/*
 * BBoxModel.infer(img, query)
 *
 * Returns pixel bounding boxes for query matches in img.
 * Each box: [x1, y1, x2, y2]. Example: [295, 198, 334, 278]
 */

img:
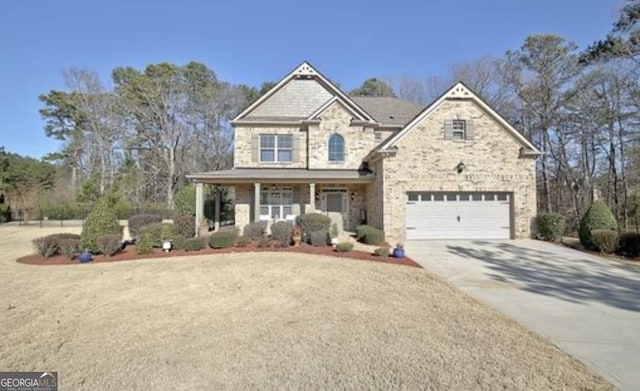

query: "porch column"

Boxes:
[309, 183, 316, 213]
[254, 182, 261, 222]
[195, 182, 204, 236]
[214, 186, 221, 231]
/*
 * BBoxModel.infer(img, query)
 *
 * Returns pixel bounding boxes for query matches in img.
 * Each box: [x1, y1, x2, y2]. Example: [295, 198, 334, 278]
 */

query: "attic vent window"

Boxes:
[452, 120, 466, 140]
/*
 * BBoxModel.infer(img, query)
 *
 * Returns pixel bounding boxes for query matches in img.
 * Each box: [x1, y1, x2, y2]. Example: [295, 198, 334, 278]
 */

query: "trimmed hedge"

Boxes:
[209, 229, 238, 249]
[97, 234, 123, 256]
[128, 214, 163, 239]
[235, 236, 252, 247]
[81, 197, 122, 253]
[32, 233, 82, 259]
[591, 230, 619, 254]
[335, 242, 354, 252]
[271, 221, 292, 244]
[58, 238, 81, 260]
[173, 215, 195, 238]
[579, 200, 617, 250]
[296, 213, 331, 234]
[617, 232, 640, 257]
[374, 247, 390, 258]
[171, 236, 187, 251]
[310, 230, 328, 247]
[356, 225, 385, 245]
[243, 221, 267, 240]
[184, 237, 206, 251]
[139, 223, 178, 247]
[32, 236, 58, 259]
[537, 213, 566, 241]
[136, 232, 154, 255]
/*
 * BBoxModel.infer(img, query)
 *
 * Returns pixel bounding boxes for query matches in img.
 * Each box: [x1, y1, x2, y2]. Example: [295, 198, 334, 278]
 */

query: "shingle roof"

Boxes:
[352, 97, 424, 127]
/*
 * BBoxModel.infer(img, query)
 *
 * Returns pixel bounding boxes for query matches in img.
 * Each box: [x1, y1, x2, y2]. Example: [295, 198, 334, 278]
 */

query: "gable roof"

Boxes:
[233, 61, 376, 124]
[352, 97, 423, 127]
[380, 82, 542, 154]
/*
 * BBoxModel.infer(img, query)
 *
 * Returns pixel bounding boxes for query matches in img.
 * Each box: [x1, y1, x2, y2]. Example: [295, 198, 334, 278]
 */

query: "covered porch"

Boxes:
[186, 168, 374, 234]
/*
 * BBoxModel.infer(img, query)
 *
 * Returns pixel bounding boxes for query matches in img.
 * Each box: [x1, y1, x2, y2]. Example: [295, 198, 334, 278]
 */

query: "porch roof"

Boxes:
[186, 168, 375, 184]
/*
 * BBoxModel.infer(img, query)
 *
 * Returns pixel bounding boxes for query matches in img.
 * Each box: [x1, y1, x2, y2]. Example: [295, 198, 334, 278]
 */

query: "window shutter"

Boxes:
[293, 134, 301, 163]
[252, 134, 260, 163]
[444, 120, 453, 140]
[466, 120, 475, 140]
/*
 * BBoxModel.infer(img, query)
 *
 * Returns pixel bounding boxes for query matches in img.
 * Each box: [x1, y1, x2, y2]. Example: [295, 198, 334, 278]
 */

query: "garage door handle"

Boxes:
[406, 227, 416, 230]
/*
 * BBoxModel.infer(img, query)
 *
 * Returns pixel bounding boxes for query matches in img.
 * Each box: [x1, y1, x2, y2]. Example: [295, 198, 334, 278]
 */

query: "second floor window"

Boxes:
[452, 120, 466, 140]
[260, 134, 292, 162]
[328, 134, 344, 162]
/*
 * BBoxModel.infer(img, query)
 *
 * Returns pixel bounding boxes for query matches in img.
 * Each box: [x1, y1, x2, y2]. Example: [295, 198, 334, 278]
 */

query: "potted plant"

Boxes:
[78, 250, 92, 263]
[393, 242, 405, 259]
[292, 225, 302, 247]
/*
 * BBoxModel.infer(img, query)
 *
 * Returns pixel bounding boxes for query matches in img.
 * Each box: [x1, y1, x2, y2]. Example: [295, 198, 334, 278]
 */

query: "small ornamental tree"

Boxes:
[81, 196, 121, 253]
[579, 200, 618, 250]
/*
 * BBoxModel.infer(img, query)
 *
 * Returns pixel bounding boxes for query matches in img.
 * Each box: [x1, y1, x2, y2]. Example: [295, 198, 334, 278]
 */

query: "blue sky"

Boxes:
[0, 0, 623, 158]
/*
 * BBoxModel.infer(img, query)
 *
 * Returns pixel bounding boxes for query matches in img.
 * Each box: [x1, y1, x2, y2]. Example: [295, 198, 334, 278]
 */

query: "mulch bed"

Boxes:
[17, 243, 422, 268]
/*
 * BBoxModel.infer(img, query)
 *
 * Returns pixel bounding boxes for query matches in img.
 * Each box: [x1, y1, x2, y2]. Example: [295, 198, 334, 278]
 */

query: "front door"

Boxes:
[324, 192, 347, 232]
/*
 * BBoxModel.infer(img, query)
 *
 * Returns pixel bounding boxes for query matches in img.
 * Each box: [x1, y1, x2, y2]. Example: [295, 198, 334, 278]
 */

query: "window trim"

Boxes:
[259, 134, 293, 163]
[328, 133, 345, 162]
[452, 120, 466, 140]
[259, 187, 293, 221]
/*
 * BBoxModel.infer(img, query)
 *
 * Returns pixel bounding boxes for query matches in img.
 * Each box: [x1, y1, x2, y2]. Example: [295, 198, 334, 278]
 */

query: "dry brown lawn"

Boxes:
[0, 225, 613, 390]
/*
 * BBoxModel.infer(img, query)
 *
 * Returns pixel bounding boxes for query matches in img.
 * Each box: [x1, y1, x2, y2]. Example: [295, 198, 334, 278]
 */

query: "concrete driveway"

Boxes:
[406, 239, 640, 391]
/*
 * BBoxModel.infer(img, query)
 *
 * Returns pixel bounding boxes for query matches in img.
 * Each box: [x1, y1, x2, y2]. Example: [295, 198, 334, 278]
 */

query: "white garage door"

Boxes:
[406, 192, 511, 240]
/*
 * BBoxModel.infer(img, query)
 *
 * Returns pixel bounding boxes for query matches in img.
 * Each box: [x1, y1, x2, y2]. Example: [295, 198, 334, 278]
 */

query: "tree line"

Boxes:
[2, 2, 639, 231]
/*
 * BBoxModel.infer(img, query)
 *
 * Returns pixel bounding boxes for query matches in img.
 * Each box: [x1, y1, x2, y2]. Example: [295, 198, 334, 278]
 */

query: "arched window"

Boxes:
[328, 134, 344, 161]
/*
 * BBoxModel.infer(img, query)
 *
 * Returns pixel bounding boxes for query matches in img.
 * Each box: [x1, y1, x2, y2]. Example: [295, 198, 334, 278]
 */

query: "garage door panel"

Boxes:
[405, 192, 511, 240]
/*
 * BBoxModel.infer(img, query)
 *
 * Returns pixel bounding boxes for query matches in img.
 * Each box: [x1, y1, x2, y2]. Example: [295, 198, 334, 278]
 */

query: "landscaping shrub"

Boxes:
[591, 230, 619, 254]
[0, 204, 9, 223]
[184, 237, 205, 251]
[128, 214, 163, 239]
[271, 221, 292, 245]
[356, 225, 374, 240]
[235, 236, 252, 247]
[356, 224, 385, 244]
[32, 236, 58, 259]
[81, 197, 122, 253]
[97, 234, 123, 256]
[359, 227, 385, 245]
[171, 236, 187, 251]
[296, 213, 331, 234]
[173, 184, 196, 217]
[139, 223, 178, 247]
[310, 230, 328, 247]
[617, 232, 640, 257]
[173, 215, 195, 238]
[243, 221, 267, 240]
[58, 238, 80, 260]
[374, 247, 390, 258]
[257, 237, 271, 248]
[136, 232, 154, 255]
[579, 200, 618, 250]
[208, 229, 238, 249]
[537, 212, 566, 241]
[335, 242, 354, 252]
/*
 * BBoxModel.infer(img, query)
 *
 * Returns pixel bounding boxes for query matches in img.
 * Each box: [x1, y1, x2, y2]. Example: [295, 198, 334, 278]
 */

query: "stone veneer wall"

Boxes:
[309, 101, 378, 170]
[234, 125, 306, 168]
[381, 99, 537, 243]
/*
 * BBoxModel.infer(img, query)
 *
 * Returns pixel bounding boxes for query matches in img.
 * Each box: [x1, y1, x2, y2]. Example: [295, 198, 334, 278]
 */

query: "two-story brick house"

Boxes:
[187, 62, 540, 242]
